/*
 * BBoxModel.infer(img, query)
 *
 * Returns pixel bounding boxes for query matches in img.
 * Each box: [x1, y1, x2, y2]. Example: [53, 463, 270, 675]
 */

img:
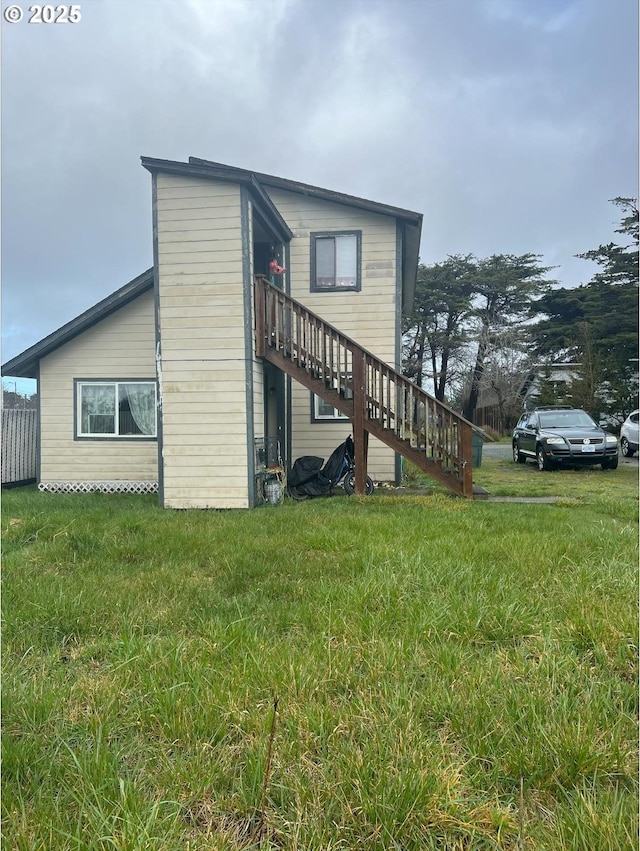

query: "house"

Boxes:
[471, 363, 587, 435]
[2, 156, 475, 507]
[522, 363, 581, 408]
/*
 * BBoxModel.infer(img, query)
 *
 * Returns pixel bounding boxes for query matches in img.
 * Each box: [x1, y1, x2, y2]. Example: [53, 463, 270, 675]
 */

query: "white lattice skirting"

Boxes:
[38, 481, 158, 494]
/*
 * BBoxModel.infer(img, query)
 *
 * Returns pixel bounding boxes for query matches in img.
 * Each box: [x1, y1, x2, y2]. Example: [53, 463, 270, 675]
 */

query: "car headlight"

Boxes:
[605, 435, 618, 444]
[544, 437, 566, 445]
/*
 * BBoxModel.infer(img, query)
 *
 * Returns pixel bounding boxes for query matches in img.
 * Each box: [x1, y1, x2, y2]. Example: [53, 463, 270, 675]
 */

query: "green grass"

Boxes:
[474, 456, 639, 502]
[2, 463, 638, 850]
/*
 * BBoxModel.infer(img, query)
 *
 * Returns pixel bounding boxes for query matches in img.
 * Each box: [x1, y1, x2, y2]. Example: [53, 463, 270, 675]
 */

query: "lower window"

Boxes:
[76, 381, 156, 438]
[312, 395, 349, 421]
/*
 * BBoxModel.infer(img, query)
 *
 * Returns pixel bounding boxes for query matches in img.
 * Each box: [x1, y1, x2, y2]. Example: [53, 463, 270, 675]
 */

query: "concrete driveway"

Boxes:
[481, 443, 514, 461]
[620, 454, 640, 468]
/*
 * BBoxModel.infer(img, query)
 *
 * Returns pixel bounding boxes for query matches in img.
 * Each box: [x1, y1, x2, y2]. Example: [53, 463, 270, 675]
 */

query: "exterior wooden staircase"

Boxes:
[254, 276, 475, 498]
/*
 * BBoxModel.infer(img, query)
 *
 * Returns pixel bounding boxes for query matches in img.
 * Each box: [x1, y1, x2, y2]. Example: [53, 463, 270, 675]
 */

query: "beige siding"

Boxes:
[39, 290, 157, 483]
[156, 173, 249, 509]
[267, 188, 399, 481]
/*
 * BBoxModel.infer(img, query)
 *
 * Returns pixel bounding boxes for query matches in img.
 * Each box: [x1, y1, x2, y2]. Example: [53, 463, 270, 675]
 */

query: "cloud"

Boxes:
[1, 0, 637, 368]
[299, 11, 411, 157]
[481, 0, 579, 33]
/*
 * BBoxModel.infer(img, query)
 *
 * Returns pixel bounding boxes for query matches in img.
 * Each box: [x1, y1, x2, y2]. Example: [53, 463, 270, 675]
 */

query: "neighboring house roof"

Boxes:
[475, 363, 583, 409]
[2, 268, 154, 379]
[141, 155, 423, 313]
[522, 363, 581, 399]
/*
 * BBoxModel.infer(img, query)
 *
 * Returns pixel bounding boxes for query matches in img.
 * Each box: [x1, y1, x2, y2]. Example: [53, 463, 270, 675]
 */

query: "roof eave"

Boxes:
[188, 156, 422, 224]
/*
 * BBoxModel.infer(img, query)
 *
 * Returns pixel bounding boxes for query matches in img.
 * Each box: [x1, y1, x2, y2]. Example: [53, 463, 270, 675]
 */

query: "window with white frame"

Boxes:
[76, 381, 157, 438]
[311, 231, 361, 291]
[313, 395, 349, 421]
[312, 370, 353, 422]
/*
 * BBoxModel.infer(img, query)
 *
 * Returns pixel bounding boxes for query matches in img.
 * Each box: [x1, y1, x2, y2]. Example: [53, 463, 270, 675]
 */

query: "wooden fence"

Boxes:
[2, 409, 37, 485]
[473, 404, 519, 436]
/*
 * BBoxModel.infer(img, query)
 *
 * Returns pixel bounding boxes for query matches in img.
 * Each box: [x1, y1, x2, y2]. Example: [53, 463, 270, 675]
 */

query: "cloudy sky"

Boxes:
[2, 0, 638, 390]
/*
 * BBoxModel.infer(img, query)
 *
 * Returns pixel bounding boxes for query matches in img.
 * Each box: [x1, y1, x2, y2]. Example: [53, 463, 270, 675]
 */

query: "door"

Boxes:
[264, 362, 286, 466]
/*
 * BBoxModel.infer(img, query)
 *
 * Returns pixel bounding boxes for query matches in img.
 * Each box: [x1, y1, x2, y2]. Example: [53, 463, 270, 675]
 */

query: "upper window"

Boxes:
[311, 231, 361, 292]
[76, 381, 156, 438]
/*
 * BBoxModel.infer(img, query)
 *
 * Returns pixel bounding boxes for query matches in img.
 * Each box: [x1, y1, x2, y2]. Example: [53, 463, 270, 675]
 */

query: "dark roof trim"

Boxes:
[247, 175, 293, 244]
[188, 156, 423, 225]
[401, 220, 421, 315]
[142, 155, 422, 226]
[141, 156, 293, 245]
[2, 268, 154, 379]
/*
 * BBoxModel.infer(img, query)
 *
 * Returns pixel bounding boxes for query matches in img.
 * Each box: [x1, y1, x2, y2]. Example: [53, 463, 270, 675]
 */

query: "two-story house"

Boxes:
[2, 156, 474, 507]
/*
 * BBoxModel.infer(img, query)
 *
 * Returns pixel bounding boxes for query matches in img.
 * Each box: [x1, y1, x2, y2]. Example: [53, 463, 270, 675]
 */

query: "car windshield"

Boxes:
[539, 411, 597, 429]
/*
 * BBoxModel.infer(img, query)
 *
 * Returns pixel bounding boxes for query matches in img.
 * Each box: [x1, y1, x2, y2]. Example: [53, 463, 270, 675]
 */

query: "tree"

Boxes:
[566, 323, 606, 416]
[461, 254, 555, 422]
[2, 386, 37, 410]
[476, 326, 535, 431]
[533, 365, 573, 408]
[403, 253, 554, 422]
[532, 198, 639, 420]
[577, 196, 638, 286]
[402, 255, 475, 401]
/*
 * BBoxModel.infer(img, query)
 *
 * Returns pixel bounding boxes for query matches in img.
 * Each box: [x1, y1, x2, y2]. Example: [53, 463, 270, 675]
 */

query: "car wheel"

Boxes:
[621, 437, 635, 457]
[536, 445, 553, 471]
[602, 457, 619, 470]
[512, 442, 526, 464]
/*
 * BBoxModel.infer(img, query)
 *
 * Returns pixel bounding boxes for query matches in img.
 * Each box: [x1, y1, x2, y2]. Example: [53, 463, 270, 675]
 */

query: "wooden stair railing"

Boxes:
[254, 275, 474, 498]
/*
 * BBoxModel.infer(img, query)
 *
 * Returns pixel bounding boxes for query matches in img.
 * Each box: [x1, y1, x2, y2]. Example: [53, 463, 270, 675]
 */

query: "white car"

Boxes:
[620, 410, 639, 457]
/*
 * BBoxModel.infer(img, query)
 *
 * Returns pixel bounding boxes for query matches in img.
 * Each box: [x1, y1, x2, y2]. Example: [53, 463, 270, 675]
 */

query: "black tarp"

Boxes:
[288, 438, 352, 499]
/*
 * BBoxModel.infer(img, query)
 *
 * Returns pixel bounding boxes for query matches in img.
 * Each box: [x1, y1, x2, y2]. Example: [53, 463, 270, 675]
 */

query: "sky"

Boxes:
[1, 0, 638, 394]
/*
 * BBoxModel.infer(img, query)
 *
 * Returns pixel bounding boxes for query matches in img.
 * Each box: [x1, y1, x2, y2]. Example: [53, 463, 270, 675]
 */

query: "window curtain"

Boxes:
[316, 238, 335, 287]
[335, 235, 356, 287]
[122, 384, 155, 435]
[81, 384, 115, 433]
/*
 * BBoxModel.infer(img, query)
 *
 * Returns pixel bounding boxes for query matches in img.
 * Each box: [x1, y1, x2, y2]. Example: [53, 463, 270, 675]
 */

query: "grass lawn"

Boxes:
[2, 461, 638, 850]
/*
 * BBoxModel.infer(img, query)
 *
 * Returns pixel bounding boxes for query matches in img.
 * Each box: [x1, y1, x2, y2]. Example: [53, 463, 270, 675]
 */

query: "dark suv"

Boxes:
[512, 406, 619, 471]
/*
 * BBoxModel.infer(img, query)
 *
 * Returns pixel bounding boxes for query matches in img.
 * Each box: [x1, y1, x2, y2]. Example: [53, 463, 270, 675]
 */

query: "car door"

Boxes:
[520, 413, 538, 456]
[513, 415, 527, 452]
